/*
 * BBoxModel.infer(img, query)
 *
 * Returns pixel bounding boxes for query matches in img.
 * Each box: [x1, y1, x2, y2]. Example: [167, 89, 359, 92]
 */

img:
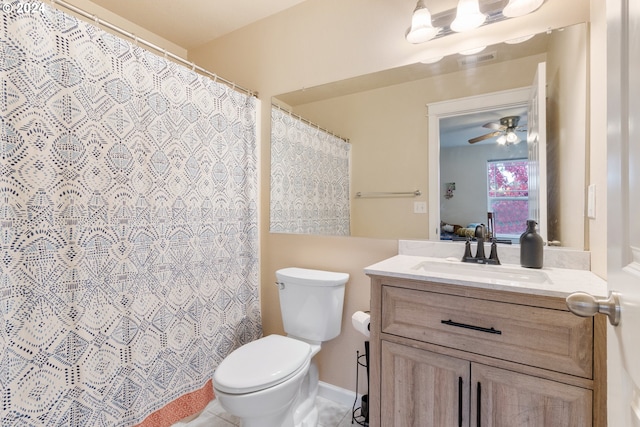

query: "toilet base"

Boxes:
[214, 356, 311, 427]
[236, 356, 321, 427]
[292, 359, 320, 427]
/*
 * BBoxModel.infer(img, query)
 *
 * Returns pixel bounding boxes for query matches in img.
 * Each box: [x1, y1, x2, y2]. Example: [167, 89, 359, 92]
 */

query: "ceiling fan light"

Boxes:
[497, 135, 507, 145]
[406, 0, 440, 44]
[450, 0, 486, 33]
[506, 131, 520, 143]
[502, 0, 545, 18]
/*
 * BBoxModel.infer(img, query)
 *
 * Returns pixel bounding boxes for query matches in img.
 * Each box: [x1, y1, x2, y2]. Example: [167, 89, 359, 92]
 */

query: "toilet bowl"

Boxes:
[213, 268, 349, 427]
[214, 335, 312, 427]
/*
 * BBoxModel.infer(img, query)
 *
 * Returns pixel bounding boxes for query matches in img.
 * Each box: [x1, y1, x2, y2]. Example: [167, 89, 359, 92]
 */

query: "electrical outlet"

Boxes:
[414, 201, 427, 214]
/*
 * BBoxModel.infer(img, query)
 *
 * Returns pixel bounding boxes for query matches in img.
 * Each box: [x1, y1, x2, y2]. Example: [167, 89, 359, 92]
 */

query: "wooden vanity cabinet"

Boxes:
[368, 275, 606, 427]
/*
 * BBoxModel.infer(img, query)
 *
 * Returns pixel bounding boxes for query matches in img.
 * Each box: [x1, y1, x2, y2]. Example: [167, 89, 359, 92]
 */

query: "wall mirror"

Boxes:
[270, 22, 588, 249]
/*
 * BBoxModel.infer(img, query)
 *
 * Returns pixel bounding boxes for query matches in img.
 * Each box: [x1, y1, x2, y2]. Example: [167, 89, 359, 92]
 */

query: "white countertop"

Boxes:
[364, 254, 608, 299]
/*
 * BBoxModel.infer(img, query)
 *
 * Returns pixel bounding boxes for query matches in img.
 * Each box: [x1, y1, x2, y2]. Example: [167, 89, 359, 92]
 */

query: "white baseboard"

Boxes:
[318, 381, 362, 408]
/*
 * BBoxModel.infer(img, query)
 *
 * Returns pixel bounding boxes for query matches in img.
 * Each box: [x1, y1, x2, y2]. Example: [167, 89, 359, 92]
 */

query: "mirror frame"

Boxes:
[427, 86, 547, 241]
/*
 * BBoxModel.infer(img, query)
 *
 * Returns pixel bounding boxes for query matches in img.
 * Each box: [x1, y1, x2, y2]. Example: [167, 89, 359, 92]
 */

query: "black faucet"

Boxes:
[461, 224, 500, 265]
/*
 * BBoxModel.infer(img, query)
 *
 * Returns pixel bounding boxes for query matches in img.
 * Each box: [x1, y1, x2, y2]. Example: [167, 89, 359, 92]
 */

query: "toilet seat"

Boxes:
[213, 334, 311, 394]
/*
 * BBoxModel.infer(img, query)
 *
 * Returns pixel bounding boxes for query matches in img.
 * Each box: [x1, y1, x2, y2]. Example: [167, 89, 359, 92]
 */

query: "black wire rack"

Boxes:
[351, 342, 369, 426]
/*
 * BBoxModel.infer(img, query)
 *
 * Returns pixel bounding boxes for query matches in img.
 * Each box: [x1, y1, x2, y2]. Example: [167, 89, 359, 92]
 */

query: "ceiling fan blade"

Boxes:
[483, 122, 505, 131]
[468, 131, 502, 144]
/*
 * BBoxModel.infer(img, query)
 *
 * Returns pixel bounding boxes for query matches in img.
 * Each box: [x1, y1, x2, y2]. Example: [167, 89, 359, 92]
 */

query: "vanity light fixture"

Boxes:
[406, 0, 440, 44]
[405, 0, 547, 45]
[502, 0, 545, 18]
[450, 0, 486, 33]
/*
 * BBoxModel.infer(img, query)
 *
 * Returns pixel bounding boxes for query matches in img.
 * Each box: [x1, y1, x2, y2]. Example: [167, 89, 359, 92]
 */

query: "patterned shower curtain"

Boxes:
[270, 106, 350, 235]
[0, 4, 261, 426]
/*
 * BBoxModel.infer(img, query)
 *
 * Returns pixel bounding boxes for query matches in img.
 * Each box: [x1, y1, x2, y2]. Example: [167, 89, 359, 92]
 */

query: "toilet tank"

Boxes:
[276, 267, 349, 342]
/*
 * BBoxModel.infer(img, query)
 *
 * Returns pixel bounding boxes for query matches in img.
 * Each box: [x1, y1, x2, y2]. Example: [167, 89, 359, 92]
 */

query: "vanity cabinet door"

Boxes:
[381, 340, 470, 427]
[471, 363, 592, 427]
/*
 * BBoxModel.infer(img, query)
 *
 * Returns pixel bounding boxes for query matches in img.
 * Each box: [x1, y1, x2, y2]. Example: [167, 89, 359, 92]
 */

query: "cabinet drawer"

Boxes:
[381, 285, 593, 378]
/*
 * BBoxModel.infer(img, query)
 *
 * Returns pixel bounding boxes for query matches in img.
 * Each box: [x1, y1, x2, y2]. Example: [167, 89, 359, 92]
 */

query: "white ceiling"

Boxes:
[86, 0, 309, 49]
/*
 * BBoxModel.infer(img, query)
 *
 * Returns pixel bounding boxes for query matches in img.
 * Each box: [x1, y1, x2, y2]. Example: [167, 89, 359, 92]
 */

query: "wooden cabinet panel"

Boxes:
[381, 340, 470, 427]
[381, 285, 593, 378]
[472, 363, 592, 427]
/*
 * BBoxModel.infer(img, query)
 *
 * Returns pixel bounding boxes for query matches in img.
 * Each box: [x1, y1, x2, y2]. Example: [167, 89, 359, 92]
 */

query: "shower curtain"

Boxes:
[0, 4, 260, 426]
[270, 106, 350, 235]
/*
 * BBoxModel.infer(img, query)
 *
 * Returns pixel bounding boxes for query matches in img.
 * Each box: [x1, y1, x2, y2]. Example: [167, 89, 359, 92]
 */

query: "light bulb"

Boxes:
[497, 135, 507, 145]
[406, 0, 440, 44]
[502, 0, 544, 18]
[506, 131, 520, 143]
[450, 0, 486, 33]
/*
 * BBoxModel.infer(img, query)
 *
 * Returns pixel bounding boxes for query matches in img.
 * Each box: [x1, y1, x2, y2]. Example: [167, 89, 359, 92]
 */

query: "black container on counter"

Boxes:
[520, 219, 543, 269]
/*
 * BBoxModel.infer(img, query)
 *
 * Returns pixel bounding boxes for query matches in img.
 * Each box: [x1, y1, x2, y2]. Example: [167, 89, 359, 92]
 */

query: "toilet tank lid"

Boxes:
[213, 335, 311, 394]
[276, 267, 349, 287]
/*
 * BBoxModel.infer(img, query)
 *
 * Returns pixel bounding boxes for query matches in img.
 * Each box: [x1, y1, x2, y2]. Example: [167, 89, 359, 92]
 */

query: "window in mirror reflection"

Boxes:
[487, 159, 529, 241]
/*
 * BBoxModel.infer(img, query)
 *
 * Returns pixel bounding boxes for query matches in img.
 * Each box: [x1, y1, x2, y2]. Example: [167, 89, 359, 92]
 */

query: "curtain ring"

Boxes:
[191, 62, 196, 71]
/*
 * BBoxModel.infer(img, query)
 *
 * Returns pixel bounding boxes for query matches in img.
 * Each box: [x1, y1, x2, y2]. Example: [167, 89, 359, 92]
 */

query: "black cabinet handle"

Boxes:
[441, 319, 502, 335]
[477, 382, 482, 427]
[458, 377, 463, 427]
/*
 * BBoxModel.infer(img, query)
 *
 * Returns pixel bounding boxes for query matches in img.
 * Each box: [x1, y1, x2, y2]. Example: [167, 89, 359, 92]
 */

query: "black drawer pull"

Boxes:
[477, 382, 482, 427]
[458, 376, 463, 427]
[441, 319, 502, 335]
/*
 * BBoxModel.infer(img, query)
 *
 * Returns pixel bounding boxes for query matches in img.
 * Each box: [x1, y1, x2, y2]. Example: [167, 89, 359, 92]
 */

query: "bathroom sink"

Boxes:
[412, 260, 551, 285]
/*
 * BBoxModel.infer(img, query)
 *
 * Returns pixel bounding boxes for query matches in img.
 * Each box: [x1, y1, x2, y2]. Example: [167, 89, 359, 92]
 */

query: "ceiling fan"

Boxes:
[468, 115, 526, 145]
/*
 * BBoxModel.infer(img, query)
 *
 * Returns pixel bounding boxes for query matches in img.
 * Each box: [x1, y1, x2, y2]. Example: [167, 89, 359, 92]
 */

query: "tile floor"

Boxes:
[173, 396, 362, 427]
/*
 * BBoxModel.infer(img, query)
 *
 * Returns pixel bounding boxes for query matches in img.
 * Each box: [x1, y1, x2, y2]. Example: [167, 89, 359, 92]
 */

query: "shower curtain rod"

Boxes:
[271, 102, 349, 143]
[50, 0, 258, 98]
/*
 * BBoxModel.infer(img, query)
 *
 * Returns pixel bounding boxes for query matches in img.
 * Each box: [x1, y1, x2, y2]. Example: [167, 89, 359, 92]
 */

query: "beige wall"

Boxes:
[188, 0, 604, 393]
[58, 0, 187, 58]
[589, 0, 608, 279]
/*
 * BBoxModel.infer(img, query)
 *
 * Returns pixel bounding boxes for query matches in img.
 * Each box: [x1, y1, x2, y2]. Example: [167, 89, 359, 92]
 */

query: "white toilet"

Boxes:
[213, 267, 349, 427]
